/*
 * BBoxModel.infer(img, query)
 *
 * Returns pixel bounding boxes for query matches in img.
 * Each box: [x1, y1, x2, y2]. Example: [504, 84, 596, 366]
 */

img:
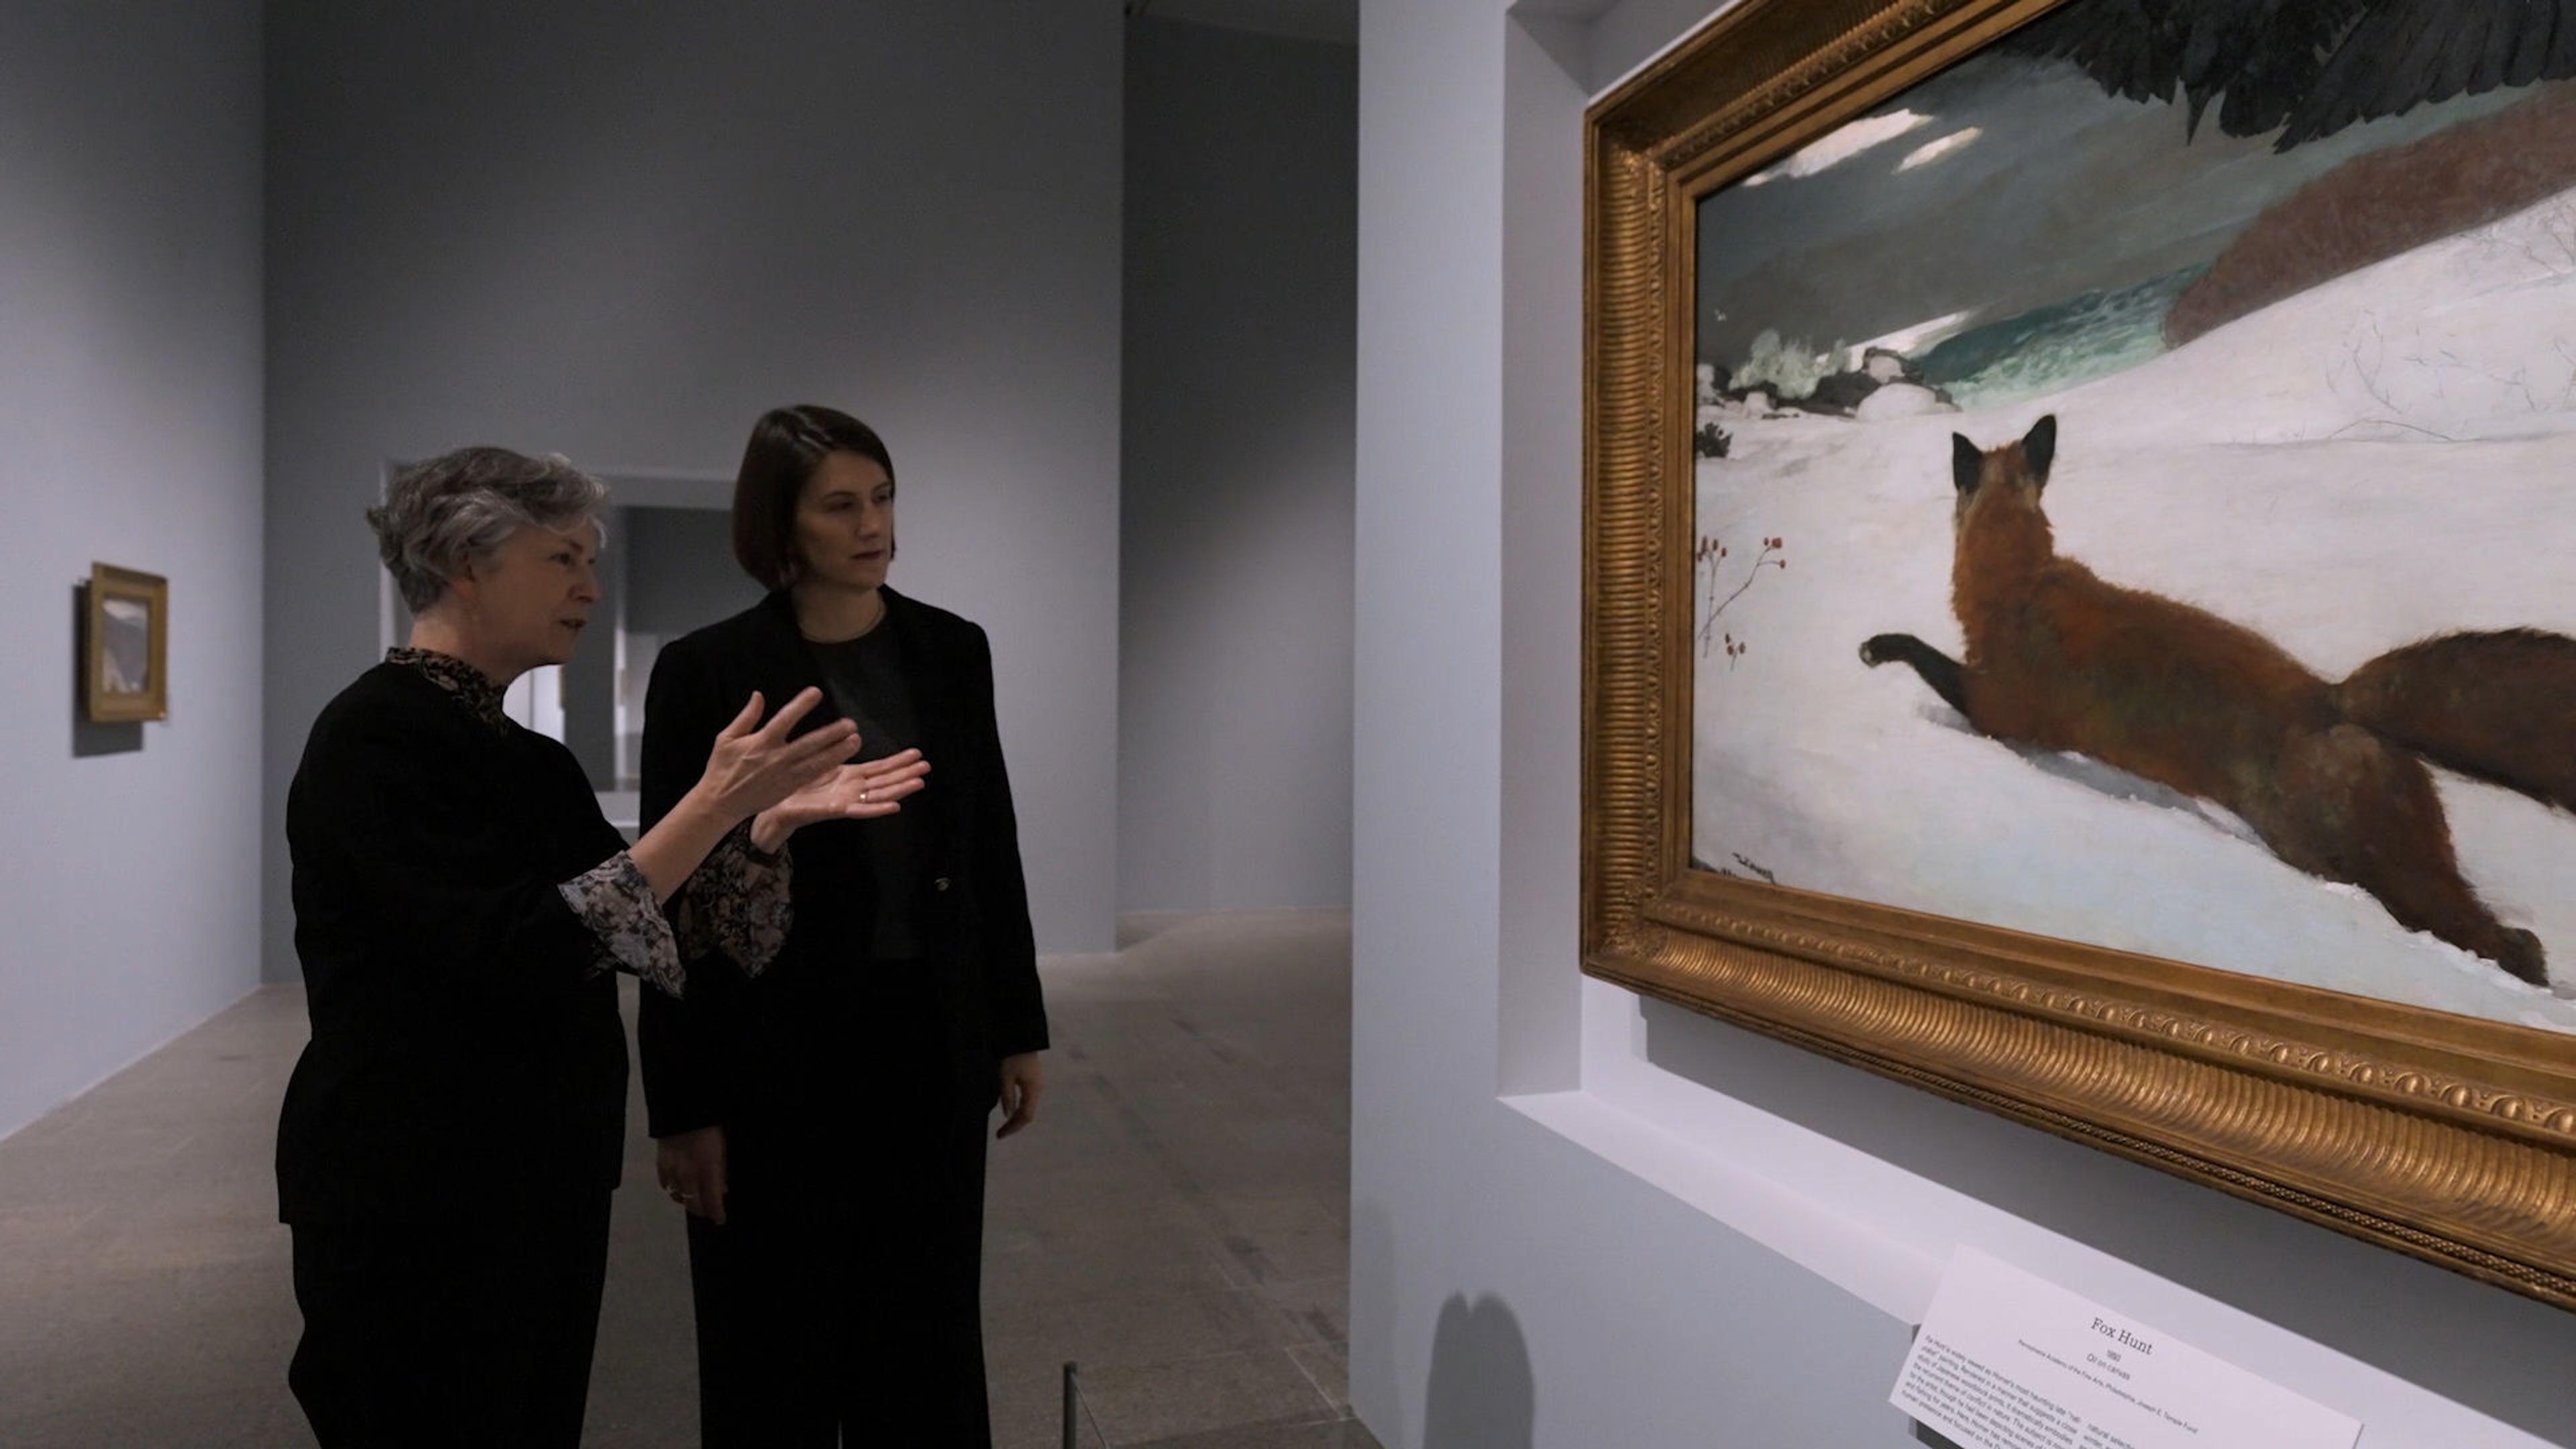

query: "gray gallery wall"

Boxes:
[618, 507, 761, 638]
[1119, 19, 1358, 914]
[1348, 2, 2576, 1448]
[0, 0, 266, 1140]
[260, 0, 1128, 974]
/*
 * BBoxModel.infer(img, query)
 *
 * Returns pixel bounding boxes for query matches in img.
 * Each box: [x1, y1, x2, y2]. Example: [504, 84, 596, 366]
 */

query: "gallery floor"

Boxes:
[0, 910, 1377, 1449]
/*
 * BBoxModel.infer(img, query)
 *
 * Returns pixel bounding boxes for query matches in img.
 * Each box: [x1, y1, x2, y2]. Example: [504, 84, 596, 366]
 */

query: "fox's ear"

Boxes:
[2021, 414, 2057, 486]
[1951, 433, 1983, 496]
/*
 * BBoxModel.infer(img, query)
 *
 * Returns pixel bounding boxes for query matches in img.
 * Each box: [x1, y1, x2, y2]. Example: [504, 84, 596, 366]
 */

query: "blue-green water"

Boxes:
[1917, 265, 2206, 411]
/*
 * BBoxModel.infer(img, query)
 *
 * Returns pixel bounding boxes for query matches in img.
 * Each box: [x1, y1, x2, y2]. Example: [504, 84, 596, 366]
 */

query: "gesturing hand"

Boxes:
[694, 688, 859, 826]
[753, 750, 931, 848]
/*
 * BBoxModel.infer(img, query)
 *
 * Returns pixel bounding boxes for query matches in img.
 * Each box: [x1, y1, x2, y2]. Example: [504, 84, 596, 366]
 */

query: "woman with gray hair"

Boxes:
[274, 445, 929, 1448]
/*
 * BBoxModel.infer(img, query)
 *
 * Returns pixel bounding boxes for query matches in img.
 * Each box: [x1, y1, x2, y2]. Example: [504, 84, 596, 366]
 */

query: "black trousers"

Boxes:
[685, 981, 999, 1448]
[287, 1195, 611, 1449]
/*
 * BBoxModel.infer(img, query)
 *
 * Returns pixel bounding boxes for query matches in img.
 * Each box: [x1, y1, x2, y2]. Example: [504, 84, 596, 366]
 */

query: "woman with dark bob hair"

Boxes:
[276, 445, 926, 1448]
[639, 405, 1049, 1446]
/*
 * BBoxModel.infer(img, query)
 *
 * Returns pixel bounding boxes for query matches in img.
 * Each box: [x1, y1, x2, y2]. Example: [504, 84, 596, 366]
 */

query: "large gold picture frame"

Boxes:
[1582, 0, 2576, 1309]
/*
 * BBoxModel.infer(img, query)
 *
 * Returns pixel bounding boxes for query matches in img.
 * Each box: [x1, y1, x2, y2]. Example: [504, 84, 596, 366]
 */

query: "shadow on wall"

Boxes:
[1351, 1198, 1535, 1449]
[1639, 1000, 2576, 1444]
[1424, 1293, 1534, 1449]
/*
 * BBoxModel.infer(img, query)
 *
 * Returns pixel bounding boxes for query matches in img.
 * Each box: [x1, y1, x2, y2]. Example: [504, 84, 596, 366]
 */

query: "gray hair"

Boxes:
[367, 447, 608, 612]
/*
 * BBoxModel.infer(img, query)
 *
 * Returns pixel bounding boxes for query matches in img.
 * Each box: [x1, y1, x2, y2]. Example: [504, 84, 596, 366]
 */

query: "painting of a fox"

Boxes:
[1860, 417, 2576, 985]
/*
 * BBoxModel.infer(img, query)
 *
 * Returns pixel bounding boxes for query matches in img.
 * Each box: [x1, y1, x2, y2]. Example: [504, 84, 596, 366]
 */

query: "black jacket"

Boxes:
[636, 588, 1048, 1142]
[276, 664, 629, 1223]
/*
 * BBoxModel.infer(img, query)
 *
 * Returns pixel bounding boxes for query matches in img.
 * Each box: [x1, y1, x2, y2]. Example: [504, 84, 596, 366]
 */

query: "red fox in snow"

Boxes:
[1860, 415, 2576, 985]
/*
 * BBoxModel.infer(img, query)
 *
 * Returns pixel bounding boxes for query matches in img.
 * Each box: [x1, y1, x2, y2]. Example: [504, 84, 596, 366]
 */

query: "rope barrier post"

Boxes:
[1063, 1361, 1080, 1449]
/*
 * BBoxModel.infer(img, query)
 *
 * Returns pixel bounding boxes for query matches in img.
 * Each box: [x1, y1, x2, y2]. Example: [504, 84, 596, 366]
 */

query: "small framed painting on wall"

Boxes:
[87, 563, 169, 723]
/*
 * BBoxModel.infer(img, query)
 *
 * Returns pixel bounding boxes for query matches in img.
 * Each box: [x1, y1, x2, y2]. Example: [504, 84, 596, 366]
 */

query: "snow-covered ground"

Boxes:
[1693, 186, 2576, 1034]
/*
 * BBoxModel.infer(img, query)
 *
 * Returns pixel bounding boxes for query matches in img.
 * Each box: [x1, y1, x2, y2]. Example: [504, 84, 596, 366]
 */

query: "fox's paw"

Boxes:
[1859, 635, 1902, 667]
[2496, 928, 2548, 987]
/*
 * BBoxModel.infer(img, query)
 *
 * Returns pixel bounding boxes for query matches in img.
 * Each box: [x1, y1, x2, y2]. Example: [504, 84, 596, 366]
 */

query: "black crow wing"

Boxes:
[2001, 0, 2369, 138]
[2196, 1, 2370, 137]
[2277, 0, 2576, 147]
[2001, 0, 2187, 105]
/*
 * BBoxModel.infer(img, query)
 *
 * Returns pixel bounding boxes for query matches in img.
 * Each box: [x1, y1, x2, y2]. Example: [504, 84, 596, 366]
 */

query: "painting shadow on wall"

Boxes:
[72, 584, 143, 757]
[1639, 1002, 2576, 1441]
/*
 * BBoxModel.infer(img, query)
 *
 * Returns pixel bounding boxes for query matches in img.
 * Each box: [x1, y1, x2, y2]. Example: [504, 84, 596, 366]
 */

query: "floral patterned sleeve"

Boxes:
[557, 853, 688, 999]
[672, 824, 792, 978]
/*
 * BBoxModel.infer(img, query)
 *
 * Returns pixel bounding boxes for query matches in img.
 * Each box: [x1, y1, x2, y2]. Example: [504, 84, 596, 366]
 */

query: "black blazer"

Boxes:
[635, 588, 1048, 1141]
[277, 664, 630, 1223]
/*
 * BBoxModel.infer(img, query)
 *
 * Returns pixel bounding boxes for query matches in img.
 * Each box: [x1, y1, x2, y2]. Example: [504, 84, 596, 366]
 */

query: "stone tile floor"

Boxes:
[0, 909, 1376, 1449]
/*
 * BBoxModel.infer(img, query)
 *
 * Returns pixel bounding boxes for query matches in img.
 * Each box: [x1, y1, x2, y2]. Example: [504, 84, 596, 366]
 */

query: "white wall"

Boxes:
[261, 0, 1127, 972]
[0, 0, 266, 1140]
[1350, 3, 2576, 1448]
[1120, 19, 1358, 914]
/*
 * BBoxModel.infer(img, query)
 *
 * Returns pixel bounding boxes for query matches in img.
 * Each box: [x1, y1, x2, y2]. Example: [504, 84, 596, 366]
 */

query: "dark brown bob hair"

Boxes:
[731, 405, 896, 590]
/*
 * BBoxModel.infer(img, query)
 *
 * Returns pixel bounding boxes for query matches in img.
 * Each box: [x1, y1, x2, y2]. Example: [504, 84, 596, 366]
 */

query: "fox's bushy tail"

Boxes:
[2334, 629, 2576, 814]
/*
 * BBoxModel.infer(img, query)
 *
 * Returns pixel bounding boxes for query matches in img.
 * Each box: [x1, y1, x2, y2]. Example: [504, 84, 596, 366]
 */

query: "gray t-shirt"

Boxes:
[805, 621, 923, 960]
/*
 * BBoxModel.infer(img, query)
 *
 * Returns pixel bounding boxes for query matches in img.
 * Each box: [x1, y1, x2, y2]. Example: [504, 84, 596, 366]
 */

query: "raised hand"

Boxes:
[753, 750, 931, 847]
[692, 688, 860, 826]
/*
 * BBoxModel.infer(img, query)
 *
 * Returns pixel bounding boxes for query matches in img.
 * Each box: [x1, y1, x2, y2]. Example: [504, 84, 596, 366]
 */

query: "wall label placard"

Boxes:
[1889, 1249, 2359, 1449]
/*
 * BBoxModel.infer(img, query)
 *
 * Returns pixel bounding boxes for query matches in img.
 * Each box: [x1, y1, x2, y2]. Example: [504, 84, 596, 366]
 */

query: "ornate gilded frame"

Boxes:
[1582, 0, 2576, 1309]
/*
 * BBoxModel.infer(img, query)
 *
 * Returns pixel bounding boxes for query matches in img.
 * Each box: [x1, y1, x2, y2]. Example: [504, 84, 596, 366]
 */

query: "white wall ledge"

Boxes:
[1505, 1069, 2564, 1449]
[1503, 1086, 1939, 1318]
